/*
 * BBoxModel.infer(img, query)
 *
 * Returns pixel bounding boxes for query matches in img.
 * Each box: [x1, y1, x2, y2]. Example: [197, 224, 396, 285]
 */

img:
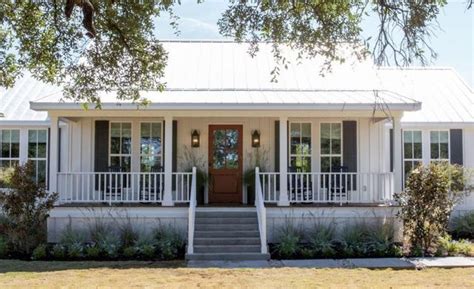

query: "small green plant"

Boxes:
[122, 246, 138, 258]
[31, 244, 48, 260]
[436, 235, 473, 257]
[274, 218, 303, 259]
[119, 220, 139, 248]
[450, 212, 474, 240]
[85, 245, 101, 259]
[0, 235, 8, 258]
[51, 244, 66, 259]
[308, 223, 336, 258]
[67, 242, 84, 259]
[154, 226, 185, 260]
[140, 244, 156, 259]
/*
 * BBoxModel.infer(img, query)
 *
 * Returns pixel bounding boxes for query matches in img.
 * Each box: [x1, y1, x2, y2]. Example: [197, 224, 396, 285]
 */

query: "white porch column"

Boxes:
[392, 116, 402, 193]
[49, 116, 59, 194]
[278, 116, 289, 206]
[163, 116, 174, 206]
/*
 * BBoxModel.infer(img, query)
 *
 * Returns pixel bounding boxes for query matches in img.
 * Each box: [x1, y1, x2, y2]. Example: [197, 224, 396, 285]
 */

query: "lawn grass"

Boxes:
[0, 259, 473, 288]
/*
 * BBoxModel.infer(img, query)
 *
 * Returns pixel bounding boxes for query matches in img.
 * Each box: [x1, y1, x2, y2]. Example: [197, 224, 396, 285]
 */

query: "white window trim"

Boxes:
[288, 122, 312, 171]
[108, 121, 133, 170]
[0, 129, 21, 168]
[429, 129, 450, 163]
[139, 121, 163, 171]
[402, 130, 423, 185]
[319, 122, 343, 172]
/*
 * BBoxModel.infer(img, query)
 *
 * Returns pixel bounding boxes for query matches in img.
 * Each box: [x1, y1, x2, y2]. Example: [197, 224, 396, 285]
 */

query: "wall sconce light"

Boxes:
[191, 130, 200, 148]
[251, 130, 261, 148]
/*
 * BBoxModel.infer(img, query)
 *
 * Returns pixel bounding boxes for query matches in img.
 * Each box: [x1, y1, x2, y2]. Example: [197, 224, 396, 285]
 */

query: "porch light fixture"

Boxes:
[251, 130, 261, 148]
[191, 130, 200, 147]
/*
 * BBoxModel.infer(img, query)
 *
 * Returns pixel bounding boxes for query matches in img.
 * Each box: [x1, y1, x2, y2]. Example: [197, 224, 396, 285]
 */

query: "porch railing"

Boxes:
[56, 171, 193, 205]
[258, 172, 394, 204]
[187, 167, 197, 255]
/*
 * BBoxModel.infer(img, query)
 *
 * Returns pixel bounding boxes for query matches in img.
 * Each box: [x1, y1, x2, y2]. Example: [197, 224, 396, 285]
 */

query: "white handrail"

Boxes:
[255, 167, 268, 254]
[187, 167, 197, 255]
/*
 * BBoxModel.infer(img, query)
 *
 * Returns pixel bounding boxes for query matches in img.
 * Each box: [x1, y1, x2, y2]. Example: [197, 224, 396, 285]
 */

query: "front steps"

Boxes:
[186, 209, 270, 261]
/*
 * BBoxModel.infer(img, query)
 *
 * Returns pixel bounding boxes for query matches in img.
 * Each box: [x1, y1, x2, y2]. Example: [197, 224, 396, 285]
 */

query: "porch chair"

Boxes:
[140, 165, 163, 202]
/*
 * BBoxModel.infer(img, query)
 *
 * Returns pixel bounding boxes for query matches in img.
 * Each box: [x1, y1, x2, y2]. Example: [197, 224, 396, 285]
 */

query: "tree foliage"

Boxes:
[0, 0, 471, 106]
[395, 163, 471, 256]
[0, 161, 58, 256]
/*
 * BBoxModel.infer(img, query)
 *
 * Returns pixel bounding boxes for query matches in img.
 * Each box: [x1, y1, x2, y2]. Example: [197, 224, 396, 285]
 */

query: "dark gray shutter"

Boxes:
[274, 121, 280, 172]
[450, 129, 463, 165]
[172, 120, 178, 172]
[47, 128, 51, 189]
[58, 128, 61, 173]
[389, 129, 393, 172]
[94, 121, 109, 172]
[342, 121, 357, 172]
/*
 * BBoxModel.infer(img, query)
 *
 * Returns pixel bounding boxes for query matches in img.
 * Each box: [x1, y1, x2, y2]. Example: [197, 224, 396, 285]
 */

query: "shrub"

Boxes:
[85, 245, 101, 259]
[273, 220, 303, 259]
[134, 232, 157, 259]
[51, 244, 66, 259]
[450, 212, 474, 240]
[122, 246, 138, 258]
[118, 220, 139, 248]
[67, 242, 84, 259]
[96, 233, 121, 259]
[436, 235, 473, 257]
[0, 162, 58, 256]
[307, 223, 336, 258]
[395, 163, 470, 256]
[154, 226, 185, 260]
[31, 244, 48, 260]
[0, 235, 9, 258]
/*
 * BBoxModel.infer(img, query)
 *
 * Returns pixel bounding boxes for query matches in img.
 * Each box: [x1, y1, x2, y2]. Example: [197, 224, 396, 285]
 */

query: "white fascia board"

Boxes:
[401, 122, 474, 129]
[30, 101, 421, 112]
[0, 120, 50, 127]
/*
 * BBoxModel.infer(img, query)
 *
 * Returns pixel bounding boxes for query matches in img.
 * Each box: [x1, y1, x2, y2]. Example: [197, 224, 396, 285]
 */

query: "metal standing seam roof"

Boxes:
[1, 41, 472, 122]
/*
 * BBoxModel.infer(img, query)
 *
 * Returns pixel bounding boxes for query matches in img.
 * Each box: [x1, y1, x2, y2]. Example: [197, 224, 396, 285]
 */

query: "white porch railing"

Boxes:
[56, 171, 193, 205]
[187, 167, 197, 255]
[255, 167, 268, 254]
[259, 172, 394, 204]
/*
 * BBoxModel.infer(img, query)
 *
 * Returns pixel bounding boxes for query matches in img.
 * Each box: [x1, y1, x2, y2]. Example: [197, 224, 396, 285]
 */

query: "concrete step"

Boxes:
[186, 252, 270, 261]
[194, 237, 261, 246]
[194, 230, 260, 238]
[195, 245, 261, 253]
[195, 212, 257, 218]
[195, 217, 258, 225]
[195, 223, 258, 231]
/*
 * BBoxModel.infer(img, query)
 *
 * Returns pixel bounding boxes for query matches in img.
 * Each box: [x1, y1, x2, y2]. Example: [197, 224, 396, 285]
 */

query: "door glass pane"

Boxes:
[226, 129, 238, 149]
[226, 150, 238, 169]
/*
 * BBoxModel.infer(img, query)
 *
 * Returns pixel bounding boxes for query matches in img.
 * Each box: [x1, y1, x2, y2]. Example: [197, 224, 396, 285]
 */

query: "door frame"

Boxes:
[208, 124, 243, 204]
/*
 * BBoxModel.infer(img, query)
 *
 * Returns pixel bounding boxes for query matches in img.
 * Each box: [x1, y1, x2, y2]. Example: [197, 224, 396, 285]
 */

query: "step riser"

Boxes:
[186, 253, 270, 261]
[195, 224, 258, 231]
[195, 231, 260, 238]
[196, 218, 258, 224]
[194, 238, 261, 246]
[195, 246, 261, 253]
[196, 212, 257, 218]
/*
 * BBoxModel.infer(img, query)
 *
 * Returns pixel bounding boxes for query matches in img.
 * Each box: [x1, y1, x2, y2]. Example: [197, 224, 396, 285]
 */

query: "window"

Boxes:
[109, 122, 132, 171]
[289, 123, 311, 172]
[140, 122, 162, 172]
[0, 129, 20, 169]
[320, 123, 342, 172]
[430, 130, 449, 162]
[28, 129, 48, 184]
[403, 130, 422, 182]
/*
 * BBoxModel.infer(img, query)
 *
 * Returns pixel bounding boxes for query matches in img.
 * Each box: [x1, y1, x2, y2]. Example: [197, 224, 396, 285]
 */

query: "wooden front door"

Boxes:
[208, 125, 243, 203]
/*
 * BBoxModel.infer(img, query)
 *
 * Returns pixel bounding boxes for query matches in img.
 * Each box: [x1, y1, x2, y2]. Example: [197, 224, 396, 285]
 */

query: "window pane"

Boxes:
[404, 131, 412, 143]
[110, 156, 121, 167]
[404, 143, 413, 159]
[331, 123, 341, 139]
[413, 143, 422, 159]
[28, 142, 37, 158]
[37, 130, 47, 143]
[141, 123, 150, 138]
[431, 143, 439, 159]
[320, 124, 330, 155]
[1, 143, 9, 158]
[151, 123, 161, 138]
[2, 130, 10, 142]
[413, 131, 422, 143]
[404, 161, 413, 180]
[11, 142, 20, 158]
[301, 157, 311, 172]
[111, 137, 121, 154]
[290, 123, 301, 138]
[440, 131, 449, 143]
[122, 123, 131, 138]
[122, 157, 131, 172]
[440, 143, 449, 159]
[321, 157, 330, 172]
[111, 123, 121, 137]
[331, 139, 341, 155]
[302, 123, 311, 138]
[331, 157, 341, 172]
[37, 160, 46, 184]
[430, 131, 439, 143]
[121, 136, 131, 154]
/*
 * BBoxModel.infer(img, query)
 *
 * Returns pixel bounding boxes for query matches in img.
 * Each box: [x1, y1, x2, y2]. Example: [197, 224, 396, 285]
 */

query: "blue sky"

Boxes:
[155, 1, 473, 87]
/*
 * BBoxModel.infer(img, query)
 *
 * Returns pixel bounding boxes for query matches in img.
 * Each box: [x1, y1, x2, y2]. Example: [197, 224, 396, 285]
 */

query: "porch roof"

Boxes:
[29, 88, 420, 111]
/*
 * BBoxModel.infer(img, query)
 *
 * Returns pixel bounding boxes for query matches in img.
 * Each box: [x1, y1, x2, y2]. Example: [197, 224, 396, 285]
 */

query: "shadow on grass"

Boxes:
[0, 259, 186, 273]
